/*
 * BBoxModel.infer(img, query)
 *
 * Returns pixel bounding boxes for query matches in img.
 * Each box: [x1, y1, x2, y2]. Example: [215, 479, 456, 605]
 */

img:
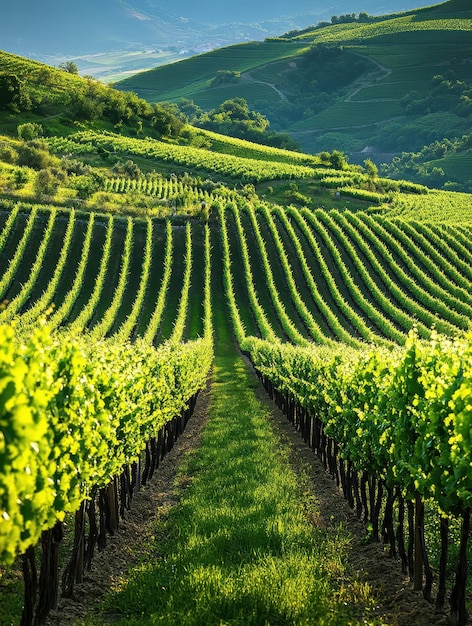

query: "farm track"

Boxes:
[44, 349, 448, 626]
[240, 69, 288, 101]
[344, 52, 393, 103]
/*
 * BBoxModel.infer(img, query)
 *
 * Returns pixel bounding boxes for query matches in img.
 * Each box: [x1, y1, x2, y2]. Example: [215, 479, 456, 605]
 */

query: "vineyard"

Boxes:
[107, 0, 472, 193]
[1, 25, 472, 621]
[1, 181, 472, 622]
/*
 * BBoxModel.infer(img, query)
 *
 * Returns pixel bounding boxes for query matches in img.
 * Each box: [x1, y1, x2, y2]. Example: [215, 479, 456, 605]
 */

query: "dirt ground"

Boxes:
[44, 362, 450, 626]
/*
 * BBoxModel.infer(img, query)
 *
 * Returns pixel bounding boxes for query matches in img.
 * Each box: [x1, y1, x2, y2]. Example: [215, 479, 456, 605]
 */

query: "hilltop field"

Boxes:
[0, 2, 472, 625]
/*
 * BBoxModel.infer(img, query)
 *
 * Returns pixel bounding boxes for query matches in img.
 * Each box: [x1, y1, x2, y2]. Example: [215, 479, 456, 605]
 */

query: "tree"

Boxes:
[151, 103, 185, 137]
[330, 150, 348, 170]
[199, 98, 269, 139]
[0, 73, 30, 111]
[177, 99, 202, 123]
[13, 169, 30, 188]
[17, 141, 59, 170]
[33, 168, 60, 196]
[70, 173, 104, 199]
[0, 143, 18, 164]
[364, 158, 378, 178]
[111, 159, 141, 179]
[211, 70, 241, 87]
[58, 61, 79, 74]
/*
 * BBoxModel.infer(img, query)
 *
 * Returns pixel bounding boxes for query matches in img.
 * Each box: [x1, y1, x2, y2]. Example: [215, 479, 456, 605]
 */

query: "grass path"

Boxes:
[88, 313, 372, 625]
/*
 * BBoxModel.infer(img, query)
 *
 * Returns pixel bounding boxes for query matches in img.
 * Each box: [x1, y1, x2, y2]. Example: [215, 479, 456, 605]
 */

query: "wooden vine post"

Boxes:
[450, 508, 470, 626]
[414, 492, 424, 592]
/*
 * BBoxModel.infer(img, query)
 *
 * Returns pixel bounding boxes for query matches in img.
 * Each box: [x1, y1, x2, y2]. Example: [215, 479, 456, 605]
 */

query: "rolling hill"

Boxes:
[115, 0, 472, 188]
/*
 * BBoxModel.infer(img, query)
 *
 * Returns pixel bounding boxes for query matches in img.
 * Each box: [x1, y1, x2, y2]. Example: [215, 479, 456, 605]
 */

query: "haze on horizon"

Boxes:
[1, 0, 430, 61]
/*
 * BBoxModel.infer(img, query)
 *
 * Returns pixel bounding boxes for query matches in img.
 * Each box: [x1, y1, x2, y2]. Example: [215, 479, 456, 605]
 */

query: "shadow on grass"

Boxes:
[95, 348, 360, 626]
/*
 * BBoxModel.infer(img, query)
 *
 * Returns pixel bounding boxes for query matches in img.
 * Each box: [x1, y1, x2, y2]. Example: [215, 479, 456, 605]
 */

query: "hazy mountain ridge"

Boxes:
[1, 1, 424, 64]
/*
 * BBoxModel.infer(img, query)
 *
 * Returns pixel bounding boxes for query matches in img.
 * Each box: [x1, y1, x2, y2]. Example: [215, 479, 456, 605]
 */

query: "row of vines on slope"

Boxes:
[0, 201, 214, 625]
[2, 202, 470, 349]
[217, 201, 472, 347]
[0, 206, 210, 346]
[47, 131, 319, 183]
[242, 333, 472, 626]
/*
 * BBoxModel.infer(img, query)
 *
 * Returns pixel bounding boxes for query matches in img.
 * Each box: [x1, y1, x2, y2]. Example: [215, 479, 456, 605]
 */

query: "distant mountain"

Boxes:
[1, 0, 427, 62]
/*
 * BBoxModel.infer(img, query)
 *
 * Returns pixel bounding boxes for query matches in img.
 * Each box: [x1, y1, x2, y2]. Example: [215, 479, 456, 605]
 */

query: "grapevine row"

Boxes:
[242, 331, 472, 622]
[227, 201, 276, 341]
[47, 131, 318, 183]
[336, 211, 467, 334]
[301, 209, 406, 343]
[89, 217, 134, 340]
[317, 210, 455, 338]
[169, 222, 192, 344]
[46, 213, 96, 330]
[104, 176, 213, 204]
[0, 206, 38, 301]
[0, 324, 213, 567]
[255, 204, 329, 344]
[282, 206, 380, 345]
[16, 210, 76, 331]
[349, 212, 472, 322]
[0, 209, 57, 323]
[431, 225, 472, 270]
[0, 202, 21, 256]
[143, 221, 173, 344]
[218, 201, 246, 344]
[410, 221, 472, 285]
[114, 217, 153, 343]
[67, 215, 114, 333]
[243, 203, 309, 346]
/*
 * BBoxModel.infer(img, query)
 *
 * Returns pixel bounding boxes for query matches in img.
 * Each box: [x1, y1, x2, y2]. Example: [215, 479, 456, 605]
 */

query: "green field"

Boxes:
[118, 40, 308, 102]
[427, 151, 472, 181]
[292, 100, 406, 131]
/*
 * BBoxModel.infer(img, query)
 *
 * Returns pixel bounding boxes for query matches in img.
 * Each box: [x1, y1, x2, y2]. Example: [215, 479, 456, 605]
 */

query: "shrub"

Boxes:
[69, 173, 105, 199]
[13, 168, 30, 188]
[0, 143, 19, 164]
[17, 143, 59, 170]
[17, 123, 43, 141]
[33, 168, 61, 196]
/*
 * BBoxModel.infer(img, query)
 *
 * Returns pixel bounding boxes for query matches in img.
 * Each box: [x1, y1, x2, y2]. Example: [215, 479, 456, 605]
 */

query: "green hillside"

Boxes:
[1, 29, 472, 626]
[0, 50, 186, 140]
[115, 0, 472, 189]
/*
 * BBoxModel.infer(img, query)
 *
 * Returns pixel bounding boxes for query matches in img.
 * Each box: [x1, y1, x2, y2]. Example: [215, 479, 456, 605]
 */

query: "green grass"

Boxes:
[292, 100, 405, 131]
[427, 152, 472, 181]
[187, 82, 282, 110]
[359, 42, 472, 68]
[88, 318, 373, 625]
